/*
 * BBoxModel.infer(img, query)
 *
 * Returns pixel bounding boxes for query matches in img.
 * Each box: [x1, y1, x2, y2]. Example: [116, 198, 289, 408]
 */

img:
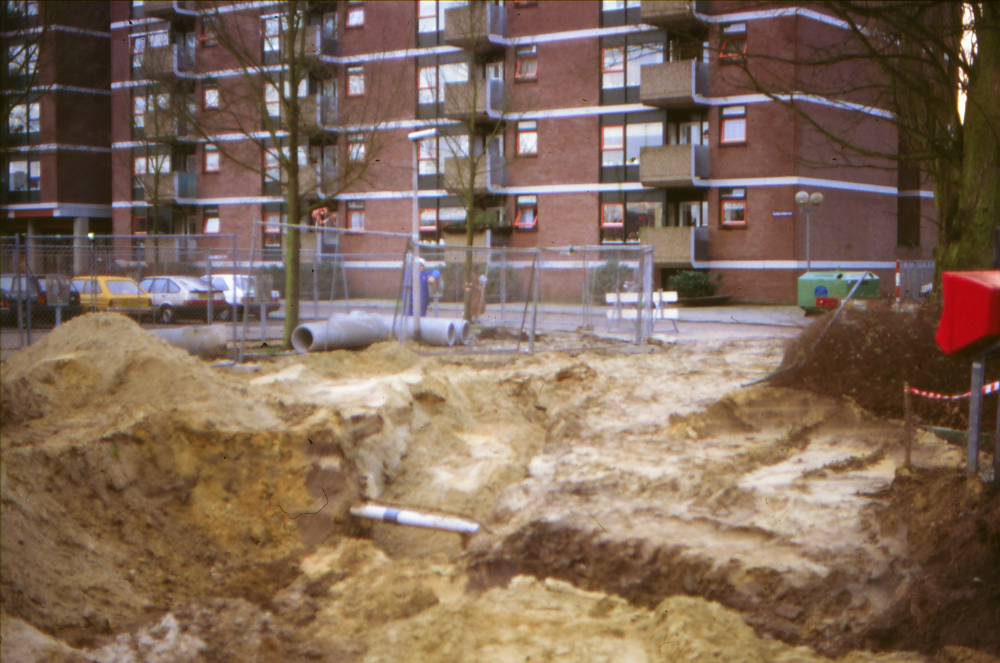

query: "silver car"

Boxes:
[139, 275, 229, 324]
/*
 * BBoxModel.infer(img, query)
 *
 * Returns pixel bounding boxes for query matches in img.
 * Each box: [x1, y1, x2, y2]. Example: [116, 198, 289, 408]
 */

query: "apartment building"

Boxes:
[2, 0, 112, 264]
[101, 0, 935, 302]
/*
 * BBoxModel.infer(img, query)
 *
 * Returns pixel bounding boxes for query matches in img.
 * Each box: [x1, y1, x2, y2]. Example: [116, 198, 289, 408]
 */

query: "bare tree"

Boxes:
[171, 1, 407, 347]
[725, 1, 999, 281]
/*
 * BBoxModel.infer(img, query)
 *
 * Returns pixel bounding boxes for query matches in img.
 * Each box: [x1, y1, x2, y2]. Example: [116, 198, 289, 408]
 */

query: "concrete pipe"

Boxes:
[379, 315, 468, 347]
[291, 312, 390, 353]
[350, 503, 480, 534]
[149, 324, 229, 359]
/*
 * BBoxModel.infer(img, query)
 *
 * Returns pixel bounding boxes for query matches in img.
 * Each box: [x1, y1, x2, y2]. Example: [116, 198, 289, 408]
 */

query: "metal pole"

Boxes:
[529, 249, 540, 354]
[232, 232, 239, 362]
[967, 357, 985, 475]
[206, 248, 213, 324]
[313, 232, 320, 321]
[410, 141, 421, 341]
[994, 389, 1000, 482]
[904, 382, 912, 469]
[14, 235, 24, 348]
[806, 207, 811, 272]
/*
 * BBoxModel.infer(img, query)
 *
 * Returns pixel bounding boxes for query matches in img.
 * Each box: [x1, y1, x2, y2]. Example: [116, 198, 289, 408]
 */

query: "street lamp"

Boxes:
[795, 191, 824, 272]
[407, 127, 438, 341]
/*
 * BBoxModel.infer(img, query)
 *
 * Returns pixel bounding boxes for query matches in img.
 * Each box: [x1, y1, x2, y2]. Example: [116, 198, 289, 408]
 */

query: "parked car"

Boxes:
[138, 275, 229, 324]
[70, 276, 154, 320]
[200, 274, 280, 319]
[0, 274, 83, 327]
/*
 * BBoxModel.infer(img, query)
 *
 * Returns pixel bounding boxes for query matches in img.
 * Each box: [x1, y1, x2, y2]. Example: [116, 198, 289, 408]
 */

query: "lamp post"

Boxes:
[795, 190, 824, 272]
[406, 127, 438, 342]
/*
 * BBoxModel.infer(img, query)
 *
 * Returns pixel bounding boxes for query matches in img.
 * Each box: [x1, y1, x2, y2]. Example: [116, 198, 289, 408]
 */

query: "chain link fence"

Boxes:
[3, 228, 663, 358]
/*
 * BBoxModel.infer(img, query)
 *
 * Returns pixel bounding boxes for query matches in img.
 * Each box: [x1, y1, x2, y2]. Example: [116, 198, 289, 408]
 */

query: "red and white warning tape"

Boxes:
[906, 381, 1000, 401]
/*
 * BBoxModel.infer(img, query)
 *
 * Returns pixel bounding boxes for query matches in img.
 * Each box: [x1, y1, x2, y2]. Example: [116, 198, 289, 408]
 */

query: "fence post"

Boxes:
[967, 358, 985, 475]
[14, 235, 25, 348]
[313, 234, 320, 321]
[500, 247, 507, 322]
[530, 249, 540, 354]
[206, 247, 213, 325]
[903, 382, 912, 469]
[232, 233, 239, 362]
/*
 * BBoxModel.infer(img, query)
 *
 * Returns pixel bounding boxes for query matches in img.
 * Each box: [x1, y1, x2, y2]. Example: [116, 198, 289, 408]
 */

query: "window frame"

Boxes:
[417, 65, 438, 105]
[347, 65, 365, 97]
[418, 136, 437, 175]
[204, 144, 220, 172]
[418, 0, 437, 33]
[203, 209, 221, 234]
[132, 216, 148, 236]
[418, 207, 438, 231]
[514, 195, 538, 230]
[347, 133, 365, 162]
[601, 124, 625, 167]
[517, 120, 538, 156]
[515, 45, 538, 81]
[720, 105, 747, 145]
[347, 200, 365, 230]
[719, 23, 747, 62]
[263, 211, 282, 247]
[601, 202, 625, 229]
[720, 188, 747, 228]
[203, 82, 219, 109]
[346, 1, 364, 28]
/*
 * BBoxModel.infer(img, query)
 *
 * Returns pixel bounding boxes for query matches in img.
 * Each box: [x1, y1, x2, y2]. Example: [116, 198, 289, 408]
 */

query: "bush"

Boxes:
[667, 270, 721, 298]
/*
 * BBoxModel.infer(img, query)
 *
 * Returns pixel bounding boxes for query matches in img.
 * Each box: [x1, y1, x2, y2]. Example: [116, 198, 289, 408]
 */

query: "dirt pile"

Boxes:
[772, 303, 998, 433]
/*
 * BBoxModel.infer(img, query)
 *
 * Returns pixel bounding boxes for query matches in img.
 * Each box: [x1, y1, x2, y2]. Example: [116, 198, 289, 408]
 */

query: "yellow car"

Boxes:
[71, 276, 154, 319]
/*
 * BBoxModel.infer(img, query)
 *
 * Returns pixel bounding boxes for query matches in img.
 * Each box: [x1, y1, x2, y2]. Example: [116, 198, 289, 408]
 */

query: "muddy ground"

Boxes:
[1, 312, 997, 662]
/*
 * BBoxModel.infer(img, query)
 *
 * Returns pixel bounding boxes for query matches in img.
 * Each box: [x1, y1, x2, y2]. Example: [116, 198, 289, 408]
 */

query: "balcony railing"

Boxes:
[639, 1, 707, 31]
[144, 115, 190, 141]
[288, 166, 339, 198]
[297, 94, 338, 132]
[637, 226, 707, 265]
[141, 172, 197, 201]
[143, 44, 194, 79]
[444, 3, 506, 54]
[639, 144, 709, 187]
[443, 79, 504, 123]
[443, 151, 506, 195]
[640, 59, 709, 108]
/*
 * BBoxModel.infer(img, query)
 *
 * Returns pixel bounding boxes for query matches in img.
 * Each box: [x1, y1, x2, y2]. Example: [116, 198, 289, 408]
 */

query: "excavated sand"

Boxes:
[1, 312, 997, 662]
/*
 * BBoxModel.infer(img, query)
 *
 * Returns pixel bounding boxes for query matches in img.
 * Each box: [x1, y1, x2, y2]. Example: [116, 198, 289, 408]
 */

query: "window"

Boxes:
[200, 17, 217, 47]
[11, 158, 41, 192]
[133, 31, 168, 70]
[347, 201, 364, 230]
[517, 121, 538, 156]
[418, 0, 436, 33]
[678, 120, 708, 145]
[134, 154, 170, 175]
[204, 144, 219, 172]
[347, 66, 364, 96]
[719, 23, 747, 61]
[203, 82, 219, 109]
[133, 216, 148, 235]
[514, 195, 538, 230]
[418, 66, 437, 104]
[602, 0, 640, 9]
[348, 133, 365, 161]
[265, 83, 280, 117]
[204, 208, 220, 234]
[678, 201, 706, 227]
[601, 202, 625, 242]
[6, 43, 38, 77]
[418, 137, 437, 174]
[133, 95, 146, 128]
[602, 47, 624, 88]
[9, 102, 39, 133]
[419, 208, 437, 231]
[439, 207, 465, 229]
[625, 122, 662, 164]
[601, 125, 624, 166]
[720, 188, 746, 228]
[438, 62, 468, 100]
[347, 1, 364, 28]
[263, 15, 281, 53]
[625, 44, 662, 86]
[131, 35, 146, 69]
[515, 45, 537, 80]
[720, 105, 746, 144]
[264, 212, 282, 247]
[264, 148, 281, 182]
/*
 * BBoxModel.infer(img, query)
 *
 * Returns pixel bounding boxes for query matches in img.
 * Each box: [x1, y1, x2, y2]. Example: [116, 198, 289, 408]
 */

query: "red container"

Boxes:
[935, 270, 1000, 355]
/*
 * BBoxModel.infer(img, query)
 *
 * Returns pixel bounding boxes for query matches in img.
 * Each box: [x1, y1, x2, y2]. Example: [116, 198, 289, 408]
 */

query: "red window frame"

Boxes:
[720, 190, 747, 228]
[720, 105, 747, 144]
[203, 213, 220, 234]
[418, 136, 437, 174]
[719, 23, 747, 62]
[263, 211, 282, 246]
[515, 45, 537, 80]
[132, 216, 147, 235]
[203, 83, 219, 109]
[204, 144, 220, 172]
[417, 65, 437, 104]
[514, 199, 537, 230]
[346, 2, 364, 28]
[347, 66, 365, 97]
[601, 46, 625, 88]
[601, 202, 624, 229]
[517, 121, 538, 156]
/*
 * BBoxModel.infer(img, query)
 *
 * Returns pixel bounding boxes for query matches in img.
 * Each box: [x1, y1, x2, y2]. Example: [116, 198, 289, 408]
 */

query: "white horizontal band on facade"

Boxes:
[3, 24, 110, 39]
[39, 84, 111, 96]
[7, 143, 111, 154]
[1, 202, 113, 217]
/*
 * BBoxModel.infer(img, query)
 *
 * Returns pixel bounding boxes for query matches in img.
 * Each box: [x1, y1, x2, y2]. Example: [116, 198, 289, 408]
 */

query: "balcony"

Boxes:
[637, 225, 709, 265]
[640, 60, 709, 108]
[141, 172, 197, 202]
[143, 44, 194, 80]
[301, 22, 338, 59]
[143, 1, 198, 20]
[639, 144, 709, 187]
[443, 4, 506, 56]
[287, 166, 338, 199]
[443, 79, 504, 124]
[297, 95, 338, 133]
[640, 1, 707, 31]
[144, 115, 190, 142]
[443, 151, 506, 196]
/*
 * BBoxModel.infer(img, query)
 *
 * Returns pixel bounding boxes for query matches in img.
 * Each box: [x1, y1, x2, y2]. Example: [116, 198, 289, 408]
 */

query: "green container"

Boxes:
[797, 271, 880, 311]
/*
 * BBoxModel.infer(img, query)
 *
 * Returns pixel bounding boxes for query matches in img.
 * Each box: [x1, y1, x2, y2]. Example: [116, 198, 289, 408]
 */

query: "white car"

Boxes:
[200, 274, 280, 319]
[139, 275, 229, 324]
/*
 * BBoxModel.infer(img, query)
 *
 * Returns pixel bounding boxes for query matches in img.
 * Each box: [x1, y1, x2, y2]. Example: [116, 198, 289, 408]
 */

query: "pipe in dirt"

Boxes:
[350, 503, 481, 534]
[149, 325, 229, 358]
[292, 312, 469, 353]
